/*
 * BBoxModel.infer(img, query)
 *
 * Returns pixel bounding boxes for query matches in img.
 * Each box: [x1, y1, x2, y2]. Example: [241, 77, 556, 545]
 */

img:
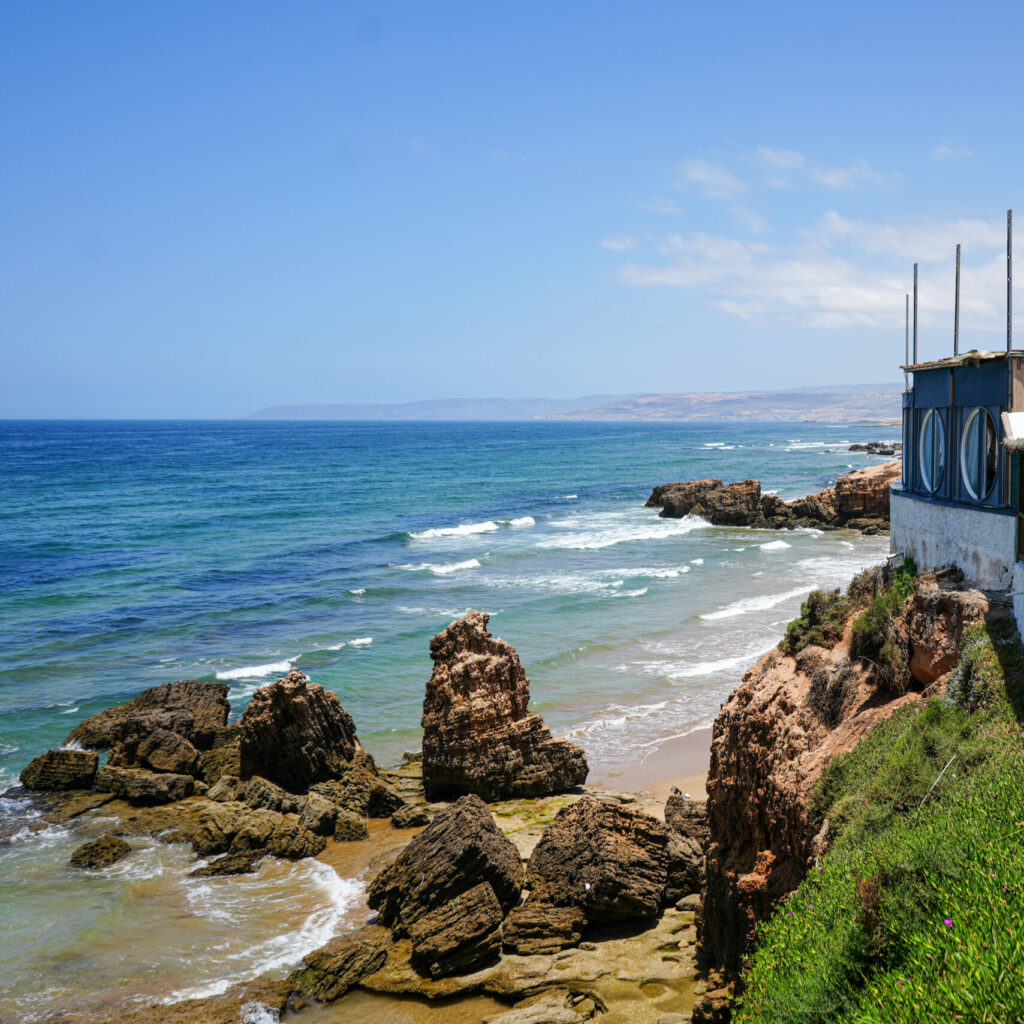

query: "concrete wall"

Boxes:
[1013, 563, 1024, 642]
[890, 488, 1015, 590]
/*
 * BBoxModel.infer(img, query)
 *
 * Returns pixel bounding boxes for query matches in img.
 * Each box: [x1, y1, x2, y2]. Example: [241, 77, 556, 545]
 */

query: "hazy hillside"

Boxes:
[248, 384, 902, 423]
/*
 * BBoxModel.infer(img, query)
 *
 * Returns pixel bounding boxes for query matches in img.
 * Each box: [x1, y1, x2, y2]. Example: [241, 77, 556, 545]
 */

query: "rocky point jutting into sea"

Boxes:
[2, 453, 908, 1024]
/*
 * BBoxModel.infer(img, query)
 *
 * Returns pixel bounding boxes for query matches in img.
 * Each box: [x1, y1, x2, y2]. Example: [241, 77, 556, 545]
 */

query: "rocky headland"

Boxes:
[646, 460, 900, 535]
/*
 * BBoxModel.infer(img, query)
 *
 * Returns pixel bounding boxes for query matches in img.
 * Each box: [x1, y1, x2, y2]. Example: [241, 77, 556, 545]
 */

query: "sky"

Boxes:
[3, 1, 1024, 417]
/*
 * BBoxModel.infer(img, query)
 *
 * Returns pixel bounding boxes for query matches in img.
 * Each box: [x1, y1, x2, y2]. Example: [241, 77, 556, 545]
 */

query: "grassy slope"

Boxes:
[735, 609, 1024, 1024]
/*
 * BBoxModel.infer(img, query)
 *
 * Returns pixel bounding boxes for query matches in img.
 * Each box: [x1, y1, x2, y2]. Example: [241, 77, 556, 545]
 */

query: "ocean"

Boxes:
[0, 418, 894, 1017]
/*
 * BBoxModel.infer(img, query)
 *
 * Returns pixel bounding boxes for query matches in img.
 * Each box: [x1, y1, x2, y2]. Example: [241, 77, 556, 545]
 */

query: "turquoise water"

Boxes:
[1, 419, 895, 786]
[0, 418, 896, 1018]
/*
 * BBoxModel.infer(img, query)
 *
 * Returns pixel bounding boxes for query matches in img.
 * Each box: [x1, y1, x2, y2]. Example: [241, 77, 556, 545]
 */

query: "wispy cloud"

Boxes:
[639, 197, 683, 215]
[932, 142, 974, 162]
[754, 148, 897, 191]
[809, 159, 896, 190]
[677, 159, 746, 200]
[615, 214, 1007, 330]
[757, 147, 804, 169]
[730, 205, 770, 234]
[600, 235, 640, 251]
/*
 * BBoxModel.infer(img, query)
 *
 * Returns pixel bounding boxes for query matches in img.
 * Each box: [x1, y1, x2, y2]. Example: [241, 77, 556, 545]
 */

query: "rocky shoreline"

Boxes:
[646, 461, 900, 535]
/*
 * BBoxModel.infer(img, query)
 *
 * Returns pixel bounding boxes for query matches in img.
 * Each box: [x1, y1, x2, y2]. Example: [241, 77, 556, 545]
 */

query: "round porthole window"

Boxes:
[919, 409, 945, 493]
[960, 407, 997, 500]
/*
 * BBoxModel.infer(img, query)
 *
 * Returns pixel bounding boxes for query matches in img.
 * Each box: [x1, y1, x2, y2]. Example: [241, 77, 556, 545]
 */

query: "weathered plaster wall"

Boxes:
[1012, 563, 1024, 642]
[890, 489, 1015, 590]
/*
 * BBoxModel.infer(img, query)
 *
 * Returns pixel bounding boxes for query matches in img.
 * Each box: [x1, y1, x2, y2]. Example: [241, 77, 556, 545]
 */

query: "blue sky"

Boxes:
[2, 1, 1023, 417]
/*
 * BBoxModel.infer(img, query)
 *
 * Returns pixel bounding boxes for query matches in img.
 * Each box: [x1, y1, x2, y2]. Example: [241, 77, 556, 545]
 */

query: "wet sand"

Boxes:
[590, 726, 712, 805]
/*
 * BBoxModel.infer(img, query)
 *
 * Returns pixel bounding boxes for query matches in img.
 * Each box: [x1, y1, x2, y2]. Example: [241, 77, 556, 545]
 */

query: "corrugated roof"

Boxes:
[901, 349, 1017, 372]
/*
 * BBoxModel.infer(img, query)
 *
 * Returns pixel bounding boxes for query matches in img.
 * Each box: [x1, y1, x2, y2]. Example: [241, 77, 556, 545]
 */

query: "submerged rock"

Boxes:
[70, 835, 131, 869]
[20, 749, 98, 791]
[421, 611, 588, 802]
[525, 795, 671, 923]
[65, 680, 229, 752]
[238, 669, 359, 792]
[190, 849, 265, 877]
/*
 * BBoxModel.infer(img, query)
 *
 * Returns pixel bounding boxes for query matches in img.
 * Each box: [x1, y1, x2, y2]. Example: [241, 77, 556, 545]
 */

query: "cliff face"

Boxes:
[699, 570, 989, 971]
[648, 461, 900, 534]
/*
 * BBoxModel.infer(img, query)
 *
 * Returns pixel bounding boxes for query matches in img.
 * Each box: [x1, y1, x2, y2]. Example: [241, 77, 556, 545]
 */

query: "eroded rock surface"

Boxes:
[70, 835, 131, 869]
[238, 669, 358, 792]
[421, 611, 588, 802]
[647, 461, 901, 534]
[95, 765, 195, 805]
[20, 749, 98, 791]
[291, 925, 392, 1002]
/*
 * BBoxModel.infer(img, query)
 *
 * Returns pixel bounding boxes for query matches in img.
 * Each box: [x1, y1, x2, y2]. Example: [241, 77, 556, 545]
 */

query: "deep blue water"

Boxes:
[1, 419, 896, 786]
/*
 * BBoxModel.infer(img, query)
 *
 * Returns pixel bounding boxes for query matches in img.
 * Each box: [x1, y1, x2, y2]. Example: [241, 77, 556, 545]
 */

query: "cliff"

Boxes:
[699, 563, 989, 975]
[647, 461, 900, 534]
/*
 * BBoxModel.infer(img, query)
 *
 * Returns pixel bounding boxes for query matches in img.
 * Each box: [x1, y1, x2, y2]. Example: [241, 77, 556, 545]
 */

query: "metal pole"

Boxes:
[913, 263, 918, 365]
[905, 293, 909, 389]
[1008, 209, 1013, 352]
[954, 244, 960, 356]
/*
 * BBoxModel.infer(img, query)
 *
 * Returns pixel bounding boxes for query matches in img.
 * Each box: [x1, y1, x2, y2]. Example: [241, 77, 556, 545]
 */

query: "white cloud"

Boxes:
[600, 235, 640, 251]
[932, 143, 974, 162]
[757, 147, 805, 169]
[810, 159, 895, 190]
[677, 159, 747, 200]
[614, 214, 1009, 331]
[730, 205, 770, 234]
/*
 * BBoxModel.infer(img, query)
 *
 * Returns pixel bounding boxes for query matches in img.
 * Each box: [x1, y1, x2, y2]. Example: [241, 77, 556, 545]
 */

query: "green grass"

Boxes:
[848, 557, 917, 693]
[782, 589, 851, 656]
[735, 617, 1024, 1024]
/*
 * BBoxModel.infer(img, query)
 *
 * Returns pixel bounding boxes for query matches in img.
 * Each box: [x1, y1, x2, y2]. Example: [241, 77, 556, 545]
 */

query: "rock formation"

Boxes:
[421, 611, 588, 801]
[292, 925, 392, 1002]
[646, 460, 901, 534]
[699, 569, 989, 971]
[20, 749, 98, 791]
[665, 794, 710, 850]
[69, 835, 131, 869]
[65, 680, 230, 751]
[367, 795, 522, 977]
[237, 669, 359, 792]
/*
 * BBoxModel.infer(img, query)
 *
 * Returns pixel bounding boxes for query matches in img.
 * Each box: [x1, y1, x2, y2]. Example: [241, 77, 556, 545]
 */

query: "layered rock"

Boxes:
[700, 569, 989, 971]
[524, 796, 672, 924]
[646, 460, 901, 534]
[291, 925, 392, 1002]
[237, 669, 358, 792]
[20, 749, 98, 791]
[95, 765, 195, 804]
[665, 794, 710, 850]
[367, 795, 521, 977]
[421, 611, 588, 802]
[66, 680, 229, 752]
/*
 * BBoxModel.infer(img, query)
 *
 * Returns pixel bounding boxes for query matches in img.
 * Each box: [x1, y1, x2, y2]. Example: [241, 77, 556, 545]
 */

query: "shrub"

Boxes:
[782, 589, 850, 656]
[808, 661, 858, 727]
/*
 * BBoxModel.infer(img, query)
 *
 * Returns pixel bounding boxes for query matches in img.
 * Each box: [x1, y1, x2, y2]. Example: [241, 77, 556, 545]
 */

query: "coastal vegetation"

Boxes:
[735, 615, 1024, 1024]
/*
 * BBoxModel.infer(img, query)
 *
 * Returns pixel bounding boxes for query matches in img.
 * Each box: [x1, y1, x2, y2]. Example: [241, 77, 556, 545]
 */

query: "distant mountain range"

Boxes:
[247, 383, 903, 424]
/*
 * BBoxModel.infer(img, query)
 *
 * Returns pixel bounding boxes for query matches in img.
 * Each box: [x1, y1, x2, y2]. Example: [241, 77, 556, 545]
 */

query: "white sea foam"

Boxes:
[759, 540, 792, 551]
[700, 585, 810, 621]
[408, 520, 500, 540]
[349, 637, 373, 647]
[348, 588, 366, 595]
[507, 516, 536, 528]
[643, 643, 777, 680]
[599, 565, 690, 580]
[690, 558, 704, 565]
[60, 739, 85, 751]
[613, 587, 648, 598]
[397, 557, 483, 575]
[216, 659, 293, 681]
[536, 512, 708, 551]
[240, 1004, 280, 1024]
[558, 494, 578, 499]
[59, 706, 80, 714]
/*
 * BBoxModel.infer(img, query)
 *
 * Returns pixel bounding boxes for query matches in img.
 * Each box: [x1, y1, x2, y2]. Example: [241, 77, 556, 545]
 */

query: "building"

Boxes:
[891, 349, 1024, 592]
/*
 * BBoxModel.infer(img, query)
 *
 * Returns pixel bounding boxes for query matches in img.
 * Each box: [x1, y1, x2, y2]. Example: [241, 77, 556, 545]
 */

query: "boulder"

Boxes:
[95, 765, 194, 804]
[299, 791, 338, 836]
[407, 881, 504, 978]
[266, 818, 327, 859]
[20, 749, 98, 791]
[190, 849, 266, 877]
[391, 804, 430, 828]
[65, 680, 229, 750]
[501, 901, 585, 955]
[664, 830, 704, 905]
[109, 727, 200, 776]
[207, 776, 244, 803]
[367, 795, 522, 933]
[238, 669, 359, 792]
[334, 810, 369, 841]
[291, 925, 392, 1002]
[421, 611, 588, 802]
[196, 725, 242, 784]
[664, 795, 711, 850]
[69, 835, 131, 869]
[525, 796, 670, 923]
[310, 763, 403, 819]
[243, 776, 303, 814]
[228, 807, 283, 853]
